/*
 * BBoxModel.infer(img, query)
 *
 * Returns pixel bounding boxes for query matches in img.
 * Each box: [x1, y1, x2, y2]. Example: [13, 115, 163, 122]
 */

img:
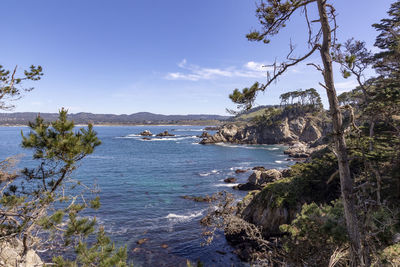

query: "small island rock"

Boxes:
[156, 130, 175, 137]
[140, 130, 153, 136]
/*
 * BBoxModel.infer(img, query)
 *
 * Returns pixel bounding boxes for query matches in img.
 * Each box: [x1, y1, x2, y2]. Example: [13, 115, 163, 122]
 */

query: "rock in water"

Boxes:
[140, 130, 153, 136]
[199, 131, 211, 138]
[224, 177, 237, 183]
[156, 131, 175, 137]
[136, 238, 149, 245]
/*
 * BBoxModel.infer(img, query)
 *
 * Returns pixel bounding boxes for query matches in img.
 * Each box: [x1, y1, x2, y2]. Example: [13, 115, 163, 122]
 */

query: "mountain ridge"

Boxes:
[0, 112, 231, 125]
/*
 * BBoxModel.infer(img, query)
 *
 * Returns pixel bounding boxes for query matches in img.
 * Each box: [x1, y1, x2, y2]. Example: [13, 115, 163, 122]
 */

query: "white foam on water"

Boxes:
[139, 136, 198, 142]
[173, 129, 204, 132]
[215, 143, 284, 151]
[275, 160, 284, 164]
[199, 169, 219, 176]
[214, 183, 239, 187]
[165, 210, 204, 223]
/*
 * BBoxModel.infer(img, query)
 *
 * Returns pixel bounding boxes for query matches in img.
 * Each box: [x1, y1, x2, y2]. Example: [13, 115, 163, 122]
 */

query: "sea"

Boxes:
[0, 125, 291, 266]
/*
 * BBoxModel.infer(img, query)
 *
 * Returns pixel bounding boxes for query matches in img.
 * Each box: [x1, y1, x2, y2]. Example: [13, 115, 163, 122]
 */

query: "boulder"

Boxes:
[234, 169, 283, 191]
[235, 169, 247, 174]
[233, 183, 260, 191]
[156, 131, 175, 137]
[252, 166, 266, 171]
[140, 130, 153, 136]
[248, 169, 282, 187]
[0, 239, 43, 267]
[284, 142, 310, 158]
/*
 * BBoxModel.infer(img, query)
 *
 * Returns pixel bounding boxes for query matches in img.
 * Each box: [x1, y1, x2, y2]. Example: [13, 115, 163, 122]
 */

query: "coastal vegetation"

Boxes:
[0, 67, 130, 265]
[1, 0, 399, 266]
[200, 0, 400, 266]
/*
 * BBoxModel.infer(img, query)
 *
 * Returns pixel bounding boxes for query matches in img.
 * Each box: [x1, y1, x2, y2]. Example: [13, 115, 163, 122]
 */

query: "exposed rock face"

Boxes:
[0, 239, 43, 267]
[200, 114, 326, 146]
[234, 169, 283, 191]
[240, 190, 302, 236]
[199, 131, 211, 138]
[284, 142, 327, 158]
[156, 131, 175, 137]
[140, 130, 153, 136]
[248, 169, 282, 186]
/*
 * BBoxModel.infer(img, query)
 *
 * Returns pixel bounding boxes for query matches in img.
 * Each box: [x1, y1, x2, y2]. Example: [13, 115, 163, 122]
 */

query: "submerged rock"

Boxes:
[137, 238, 149, 245]
[181, 195, 216, 202]
[224, 177, 237, 183]
[235, 169, 248, 174]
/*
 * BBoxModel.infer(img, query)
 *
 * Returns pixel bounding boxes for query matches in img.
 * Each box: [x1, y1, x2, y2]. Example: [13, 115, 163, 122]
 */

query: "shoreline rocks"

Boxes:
[199, 131, 211, 138]
[199, 112, 330, 146]
[0, 239, 43, 267]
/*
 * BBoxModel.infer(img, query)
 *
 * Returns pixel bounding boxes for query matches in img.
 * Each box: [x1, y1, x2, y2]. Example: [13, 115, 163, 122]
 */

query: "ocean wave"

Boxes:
[214, 143, 284, 151]
[165, 210, 204, 222]
[139, 136, 198, 142]
[199, 169, 219, 176]
[214, 183, 239, 187]
[275, 160, 284, 164]
[173, 129, 204, 132]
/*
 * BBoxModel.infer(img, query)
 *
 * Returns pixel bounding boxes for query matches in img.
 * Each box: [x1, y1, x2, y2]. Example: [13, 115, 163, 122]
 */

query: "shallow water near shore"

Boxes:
[0, 125, 291, 266]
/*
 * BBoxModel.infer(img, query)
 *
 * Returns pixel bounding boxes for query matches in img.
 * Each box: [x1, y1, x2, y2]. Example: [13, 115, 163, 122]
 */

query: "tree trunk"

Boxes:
[316, 0, 368, 266]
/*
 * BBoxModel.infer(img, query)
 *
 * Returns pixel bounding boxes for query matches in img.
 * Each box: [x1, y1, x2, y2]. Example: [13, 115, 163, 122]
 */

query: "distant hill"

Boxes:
[0, 112, 231, 126]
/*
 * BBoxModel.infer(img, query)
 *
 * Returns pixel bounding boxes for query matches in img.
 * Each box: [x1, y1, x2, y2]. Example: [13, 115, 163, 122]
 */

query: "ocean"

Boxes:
[0, 125, 291, 266]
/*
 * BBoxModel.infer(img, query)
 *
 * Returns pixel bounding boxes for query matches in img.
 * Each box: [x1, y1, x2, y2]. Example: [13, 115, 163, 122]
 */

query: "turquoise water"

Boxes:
[0, 126, 290, 266]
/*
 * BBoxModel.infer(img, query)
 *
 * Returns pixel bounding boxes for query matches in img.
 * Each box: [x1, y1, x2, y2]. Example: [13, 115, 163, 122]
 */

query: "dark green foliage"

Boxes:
[279, 88, 323, 110]
[280, 200, 347, 267]
[372, 1, 400, 77]
[52, 227, 130, 267]
[0, 64, 43, 110]
[258, 149, 340, 209]
[228, 82, 260, 112]
[1, 109, 129, 265]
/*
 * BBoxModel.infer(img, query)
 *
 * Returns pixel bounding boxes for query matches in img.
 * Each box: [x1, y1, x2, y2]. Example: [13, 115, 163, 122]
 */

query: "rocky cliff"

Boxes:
[200, 109, 331, 146]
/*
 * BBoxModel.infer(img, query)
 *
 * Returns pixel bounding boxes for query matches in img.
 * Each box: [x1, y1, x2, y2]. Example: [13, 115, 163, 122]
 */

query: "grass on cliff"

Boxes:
[255, 148, 340, 209]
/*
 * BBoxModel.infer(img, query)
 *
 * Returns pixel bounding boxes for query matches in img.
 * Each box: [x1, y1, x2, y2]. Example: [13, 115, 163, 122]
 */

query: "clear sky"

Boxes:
[1, 0, 393, 115]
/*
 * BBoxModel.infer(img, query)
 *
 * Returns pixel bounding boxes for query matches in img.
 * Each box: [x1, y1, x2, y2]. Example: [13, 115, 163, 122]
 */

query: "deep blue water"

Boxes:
[0, 126, 291, 266]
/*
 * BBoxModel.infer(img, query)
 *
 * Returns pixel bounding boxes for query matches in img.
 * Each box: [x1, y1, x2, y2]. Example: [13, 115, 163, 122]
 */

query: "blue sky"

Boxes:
[1, 0, 392, 115]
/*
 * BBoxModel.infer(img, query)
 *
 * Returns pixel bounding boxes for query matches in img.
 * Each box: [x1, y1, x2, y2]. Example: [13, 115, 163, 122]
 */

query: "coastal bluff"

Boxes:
[200, 108, 331, 146]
